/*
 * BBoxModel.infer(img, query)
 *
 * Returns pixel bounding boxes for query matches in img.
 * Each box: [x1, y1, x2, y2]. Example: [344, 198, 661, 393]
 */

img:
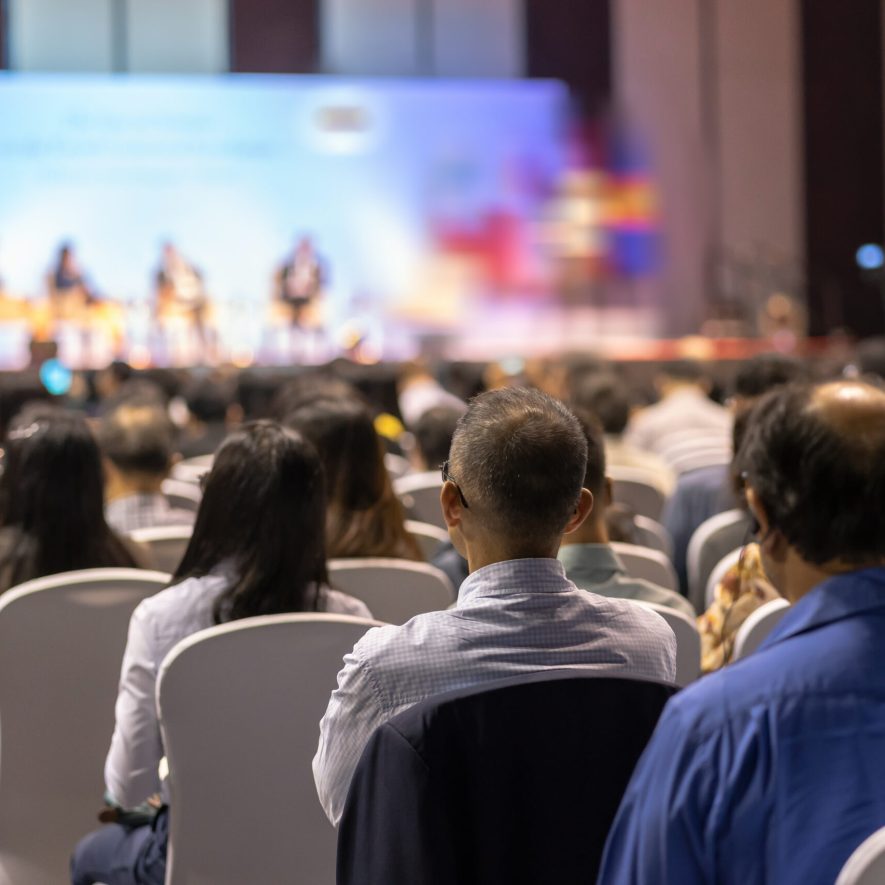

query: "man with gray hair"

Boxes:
[313, 387, 676, 825]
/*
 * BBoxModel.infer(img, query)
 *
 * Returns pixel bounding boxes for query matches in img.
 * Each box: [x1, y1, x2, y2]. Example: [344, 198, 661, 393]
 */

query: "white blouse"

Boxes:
[104, 568, 371, 807]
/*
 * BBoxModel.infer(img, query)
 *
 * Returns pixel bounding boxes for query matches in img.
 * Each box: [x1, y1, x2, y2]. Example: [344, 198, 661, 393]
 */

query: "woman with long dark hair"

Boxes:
[71, 422, 370, 885]
[284, 398, 422, 561]
[0, 406, 139, 593]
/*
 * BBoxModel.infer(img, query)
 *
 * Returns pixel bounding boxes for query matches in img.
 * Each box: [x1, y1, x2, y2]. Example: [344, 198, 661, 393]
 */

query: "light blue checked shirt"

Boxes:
[313, 557, 677, 825]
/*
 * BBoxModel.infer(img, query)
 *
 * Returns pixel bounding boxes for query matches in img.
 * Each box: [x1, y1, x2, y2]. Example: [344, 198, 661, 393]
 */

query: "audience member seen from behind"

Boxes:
[285, 398, 422, 561]
[571, 373, 674, 495]
[600, 380, 885, 885]
[313, 388, 677, 826]
[624, 359, 731, 468]
[558, 412, 694, 617]
[98, 403, 196, 535]
[177, 376, 237, 459]
[71, 422, 371, 885]
[411, 405, 465, 472]
[0, 407, 140, 595]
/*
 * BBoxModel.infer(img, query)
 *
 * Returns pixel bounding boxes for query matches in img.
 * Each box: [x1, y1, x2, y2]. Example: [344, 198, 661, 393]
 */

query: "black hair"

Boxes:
[570, 373, 631, 435]
[413, 406, 463, 470]
[172, 421, 328, 623]
[571, 408, 607, 497]
[284, 398, 421, 560]
[98, 402, 176, 476]
[733, 353, 808, 400]
[450, 388, 587, 544]
[737, 381, 885, 565]
[0, 406, 137, 590]
[272, 373, 364, 421]
[660, 359, 705, 383]
[183, 377, 230, 424]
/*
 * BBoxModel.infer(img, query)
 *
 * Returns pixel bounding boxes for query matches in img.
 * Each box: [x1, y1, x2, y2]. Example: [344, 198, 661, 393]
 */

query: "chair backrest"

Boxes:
[0, 568, 170, 885]
[128, 525, 193, 575]
[338, 671, 677, 885]
[405, 520, 450, 560]
[328, 558, 455, 624]
[158, 613, 383, 885]
[836, 826, 885, 885]
[170, 455, 213, 485]
[609, 466, 668, 521]
[686, 509, 750, 612]
[634, 600, 700, 686]
[732, 597, 790, 660]
[384, 452, 413, 480]
[610, 542, 679, 592]
[393, 471, 445, 529]
[665, 440, 732, 475]
[704, 546, 743, 609]
[632, 516, 673, 557]
[160, 478, 203, 513]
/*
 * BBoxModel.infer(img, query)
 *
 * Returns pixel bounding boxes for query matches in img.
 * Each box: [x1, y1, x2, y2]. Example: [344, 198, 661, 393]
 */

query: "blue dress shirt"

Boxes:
[598, 567, 885, 885]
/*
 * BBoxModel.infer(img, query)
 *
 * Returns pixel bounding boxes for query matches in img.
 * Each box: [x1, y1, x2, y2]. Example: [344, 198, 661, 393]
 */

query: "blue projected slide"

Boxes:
[0, 74, 568, 365]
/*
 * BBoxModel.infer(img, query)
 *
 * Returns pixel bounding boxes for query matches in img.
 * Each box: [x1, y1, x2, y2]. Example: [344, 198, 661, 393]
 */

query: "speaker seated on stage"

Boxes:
[98, 402, 196, 535]
[154, 242, 208, 327]
[274, 236, 326, 328]
[312, 387, 677, 827]
[47, 242, 98, 322]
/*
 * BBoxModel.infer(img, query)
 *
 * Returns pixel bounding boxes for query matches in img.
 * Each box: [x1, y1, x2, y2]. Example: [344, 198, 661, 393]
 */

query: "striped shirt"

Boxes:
[313, 557, 677, 825]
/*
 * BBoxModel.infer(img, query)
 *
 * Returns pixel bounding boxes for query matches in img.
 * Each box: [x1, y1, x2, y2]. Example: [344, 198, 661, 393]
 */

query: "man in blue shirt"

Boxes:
[599, 379, 885, 885]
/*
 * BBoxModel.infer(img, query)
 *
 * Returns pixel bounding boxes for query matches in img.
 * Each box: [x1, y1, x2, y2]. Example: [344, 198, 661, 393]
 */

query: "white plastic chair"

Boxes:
[328, 558, 455, 624]
[161, 478, 202, 513]
[393, 471, 445, 529]
[384, 453, 413, 480]
[704, 547, 743, 609]
[686, 509, 750, 612]
[128, 525, 193, 575]
[158, 613, 383, 885]
[611, 542, 679, 592]
[0, 568, 170, 885]
[632, 516, 673, 557]
[405, 520, 450, 560]
[836, 826, 885, 885]
[732, 597, 790, 660]
[609, 466, 669, 521]
[170, 455, 214, 485]
[635, 600, 701, 686]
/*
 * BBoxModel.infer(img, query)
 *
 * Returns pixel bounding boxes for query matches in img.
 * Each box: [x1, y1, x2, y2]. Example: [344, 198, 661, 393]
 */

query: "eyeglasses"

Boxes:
[441, 459, 469, 509]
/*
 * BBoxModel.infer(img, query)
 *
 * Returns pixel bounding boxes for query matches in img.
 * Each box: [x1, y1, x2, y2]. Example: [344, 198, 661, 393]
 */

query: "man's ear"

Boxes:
[562, 488, 593, 536]
[440, 482, 464, 530]
[746, 486, 788, 560]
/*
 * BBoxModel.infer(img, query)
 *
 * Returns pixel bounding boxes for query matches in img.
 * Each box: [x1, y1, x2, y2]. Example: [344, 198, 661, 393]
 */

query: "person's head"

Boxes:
[0, 406, 135, 588]
[183, 377, 231, 425]
[413, 406, 463, 471]
[655, 359, 708, 398]
[97, 403, 177, 497]
[272, 373, 363, 421]
[570, 373, 631, 436]
[443, 388, 592, 568]
[732, 353, 808, 409]
[173, 421, 328, 623]
[285, 398, 420, 559]
[738, 380, 885, 602]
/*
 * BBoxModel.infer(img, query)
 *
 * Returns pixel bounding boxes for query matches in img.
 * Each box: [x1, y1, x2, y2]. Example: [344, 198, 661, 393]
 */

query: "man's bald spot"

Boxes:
[808, 381, 885, 444]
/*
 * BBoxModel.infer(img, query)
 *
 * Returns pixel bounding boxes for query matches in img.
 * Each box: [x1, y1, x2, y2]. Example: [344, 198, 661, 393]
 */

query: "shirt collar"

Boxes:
[760, 567, 885, 652]
[457, 557, 573, 603]
[557, 544, 624, 581]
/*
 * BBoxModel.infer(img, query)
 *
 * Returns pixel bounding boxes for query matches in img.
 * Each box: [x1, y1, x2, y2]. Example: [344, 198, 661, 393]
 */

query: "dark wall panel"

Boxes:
[524, 0, 612, 116]
[802, 0, 885, 335]
[229, 0, 319, 74]
[0, 0, 8, 69]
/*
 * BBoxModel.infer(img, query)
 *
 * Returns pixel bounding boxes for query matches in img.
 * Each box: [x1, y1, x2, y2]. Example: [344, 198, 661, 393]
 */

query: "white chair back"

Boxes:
[732, 597, 790, 660]
[632, 516, 673, 557]
[329, 558, 455, 624]
[836, 826, 885, 885]
[393, 472, 445, 529]
[611, 542, 679, 592]
[128, 525, 193, 575]
[171, 455, 214, 485]
[704, 547, 743, 609]
[384, 453, 413, 480]
[609, 466, 668, 521]
[635, 600, 701, 686]
[0, 568, 170, 885]
[158, 614, 383, 885]
[405, 520, 450, 560]
[686, 509, 750, 612]
[161, 478, 202, 513]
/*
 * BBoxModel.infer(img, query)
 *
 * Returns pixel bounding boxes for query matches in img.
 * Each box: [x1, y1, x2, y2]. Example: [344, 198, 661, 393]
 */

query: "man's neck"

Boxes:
[559, 518, 608, 549]
[466, 543, 560, 573]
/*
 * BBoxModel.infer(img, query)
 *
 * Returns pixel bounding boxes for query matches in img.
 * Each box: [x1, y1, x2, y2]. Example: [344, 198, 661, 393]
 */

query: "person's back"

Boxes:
[600, 380, 885, 885]
[314, 388, 676, 825]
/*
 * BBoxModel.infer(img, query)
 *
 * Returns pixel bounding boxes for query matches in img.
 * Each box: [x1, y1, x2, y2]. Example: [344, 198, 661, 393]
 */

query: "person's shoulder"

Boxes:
[134, 572, 224, 625]
[351, 608, 454, 663]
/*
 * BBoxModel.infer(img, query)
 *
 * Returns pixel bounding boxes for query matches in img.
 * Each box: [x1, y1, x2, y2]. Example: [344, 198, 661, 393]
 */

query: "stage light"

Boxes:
[855, 243, 884, 270]
[39, 359, 72, 396]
